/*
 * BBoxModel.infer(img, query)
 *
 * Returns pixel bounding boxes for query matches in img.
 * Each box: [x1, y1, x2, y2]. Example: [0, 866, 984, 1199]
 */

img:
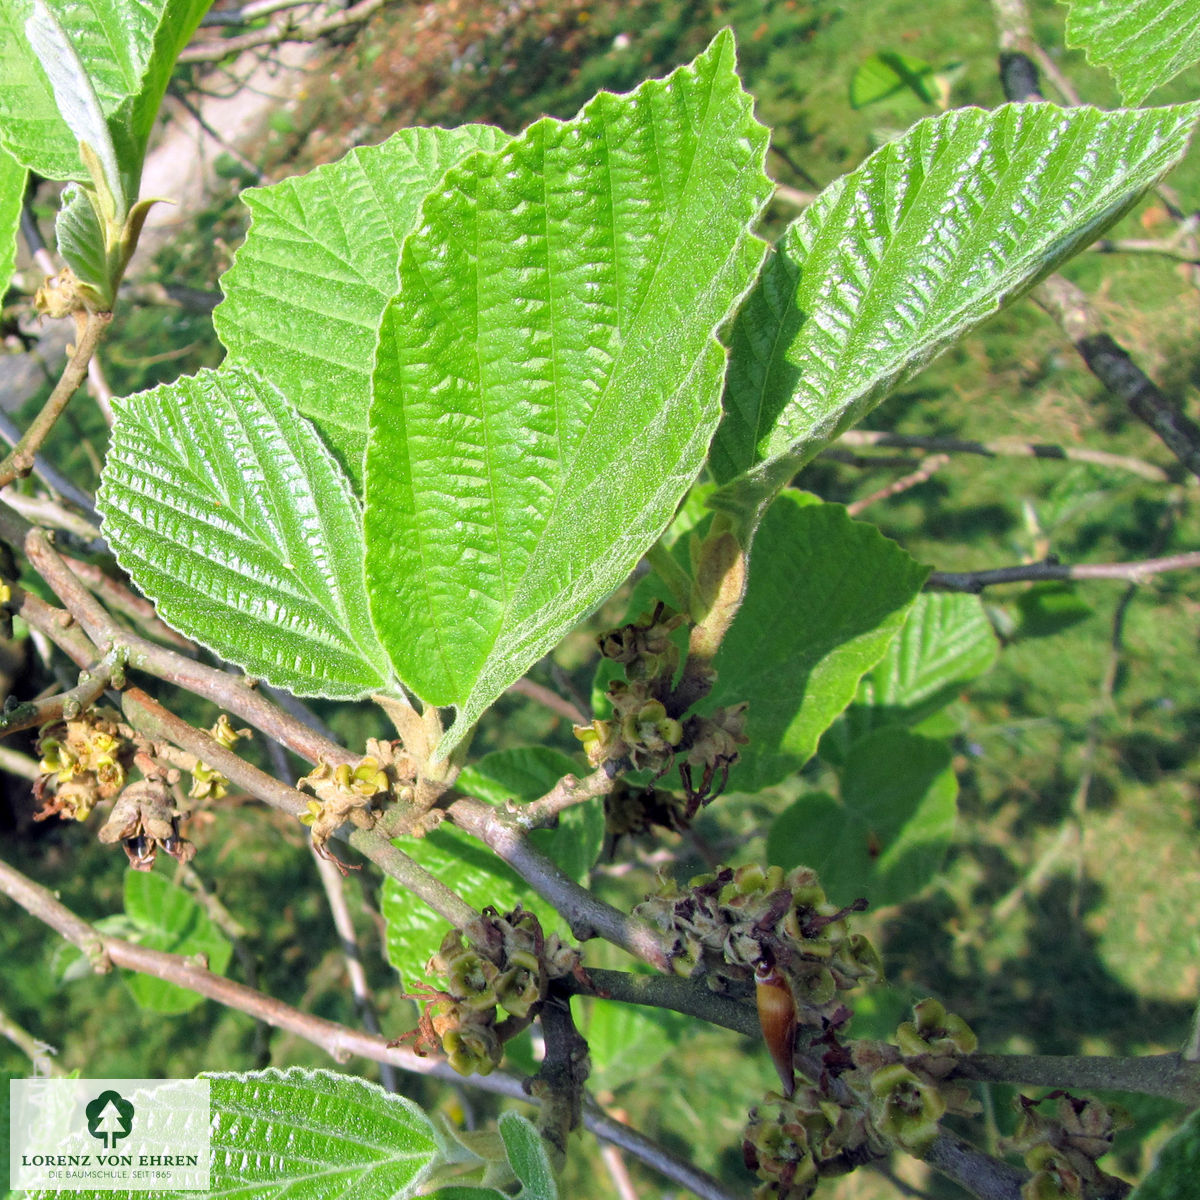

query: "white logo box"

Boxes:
[10, 1079, 210, 1192]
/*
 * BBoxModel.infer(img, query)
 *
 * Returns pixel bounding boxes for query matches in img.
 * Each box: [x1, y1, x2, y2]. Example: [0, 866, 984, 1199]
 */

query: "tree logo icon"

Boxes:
[85, 1090, 135, 1149]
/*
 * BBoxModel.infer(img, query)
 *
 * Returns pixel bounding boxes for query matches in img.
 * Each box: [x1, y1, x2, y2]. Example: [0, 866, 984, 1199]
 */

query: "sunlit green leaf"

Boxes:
[822, 591, 998, 760]
[0, 144, 23, 298]
[1063, 0, 1200, 105]
[0, 0, 210, 191]
[198, 1068, 443, 1197]
[711, 102, 1200, 512]
[364, 30, 772, 759]
[706, 493, 928, 791]
[97, 364, 389, 698]
[768, 729, 957, 907]
[215, 124, 509, 482]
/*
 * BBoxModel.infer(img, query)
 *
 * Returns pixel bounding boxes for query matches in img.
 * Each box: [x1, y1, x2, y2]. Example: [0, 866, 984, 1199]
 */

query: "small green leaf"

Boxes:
[850, 51, 939, 108]
[705, 493, 928, 791]
[97, 364, 389, 699]
[579, 997, 688, 1092]
[120, 869, 232, 1014]
[55, 182, 107, 291]
[382, 825, 565, 989]
[711, 102, 1200, 511]
[364, 30, 772, 759]
[823, 591, 998, 760]
[1063, 0, 1200, 105]
[1129, 1108, 1200, 1200]
[215, 124, 509, 482]
[499, 1112, 558, 1200]
[768, 729, 957, 907]
[0, 144, 24, 298]
[456, 747, 582, 808]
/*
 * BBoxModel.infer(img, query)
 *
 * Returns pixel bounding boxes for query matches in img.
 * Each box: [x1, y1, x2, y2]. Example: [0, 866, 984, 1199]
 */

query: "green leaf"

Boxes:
[55, 181, 107, 291]
[364, 30, 772, 759]
[850, 51, 938, 108]
[0, 0, 210, 194]
[0, 144, 24, 298]
[457, 747, 604, 883]
[96, 364, 389, 699]
[382, 825, 565, 990]
[579, 996, 688, 1092]
[1130, 1107, 1200, 1200]
[120, 868, 232, 1014]
[822, 591, 998, 761]
[767, 728, 957, 907]
[199, 1068, 444, 1197]
[705, 492, 928, 792]
[1016, 580, 1095, 637]
[1063, 0, 1200, 105]
[499, 1112, 558, 1200]
[711, 102, 1200, 509]
[214, 124, 509, 482]
[456, 746, 582, 807]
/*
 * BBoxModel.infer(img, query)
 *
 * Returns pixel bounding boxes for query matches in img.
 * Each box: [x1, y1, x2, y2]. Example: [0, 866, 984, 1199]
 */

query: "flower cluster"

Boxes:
[634, 864, 882, 1009]
[34, 711, 130, 822]
[743, 1087, 874, 1200]
[188, 714, 251, 800]
[296, 738, 419, 864]
[1004, 1092, 1129, 1200]
[576, 602, 748, 817]
[399, 906, 584, 1077]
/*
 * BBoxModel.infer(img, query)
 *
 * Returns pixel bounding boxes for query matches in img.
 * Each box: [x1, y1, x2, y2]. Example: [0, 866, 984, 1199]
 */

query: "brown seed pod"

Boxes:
[755, 960, 797, 1098]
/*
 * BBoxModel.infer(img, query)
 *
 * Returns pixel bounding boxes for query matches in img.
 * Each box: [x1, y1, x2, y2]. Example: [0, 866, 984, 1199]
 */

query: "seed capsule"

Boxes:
[754, 961, 796, 1098]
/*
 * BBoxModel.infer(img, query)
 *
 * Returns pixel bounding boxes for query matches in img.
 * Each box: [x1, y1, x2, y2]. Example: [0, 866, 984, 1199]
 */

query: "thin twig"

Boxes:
[0, 746, 41, 780]
[847, 453, 950, 516]
[506, 677, 589, 726]
[0, 645, 120, 737]
[517, 765, 617, 828]
[925, 1130, 1027, 1200]
[179, 0, 387, 62]
[1033, 274, 1200, 482]
[0, 311, 113, 488]
[119, 685, 480, 929]
[583, 1099, 745, 1200]
[0, 411, 100, 515]
[952, 1052, 1200, 1105]
[447, 797, 673, 971]
[5, 512, 352, 766]
[0, 491, 104, 545]
[311, 845, 401, 1093]
[1089, 236, 1200, 265]
[0, 851, 743, 1199]
[836, 430, 1171, 482]
[927, 552, 1200, 592]
[988, 0, 1080, 105]
[0, 1005, 65, 1076]
[199, 0, 320, 25]
[62, 555, 197, 652]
